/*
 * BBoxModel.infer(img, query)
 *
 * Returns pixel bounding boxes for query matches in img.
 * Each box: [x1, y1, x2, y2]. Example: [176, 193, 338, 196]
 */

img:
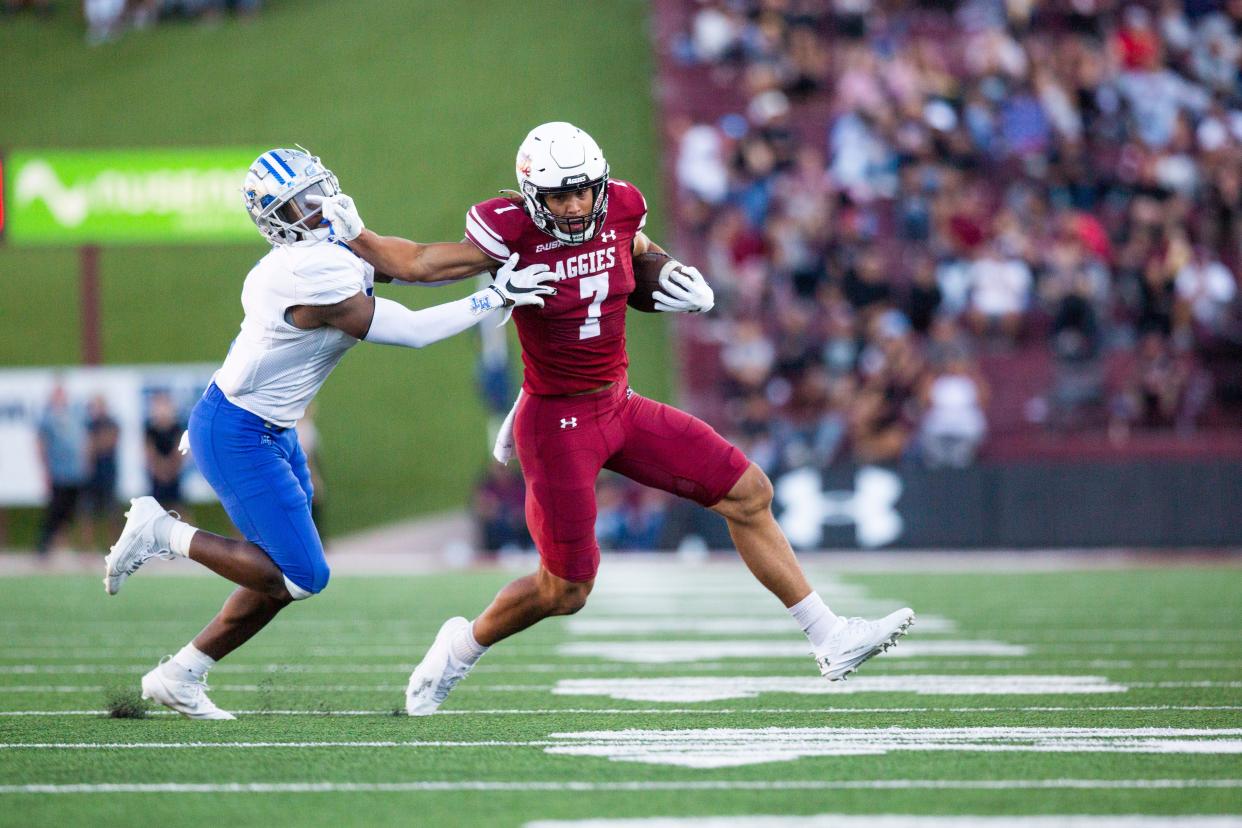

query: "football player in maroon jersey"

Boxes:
[316, 122, 914, 715]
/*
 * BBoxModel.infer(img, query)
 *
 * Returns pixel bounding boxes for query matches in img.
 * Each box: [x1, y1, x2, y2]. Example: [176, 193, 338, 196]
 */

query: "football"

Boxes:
[628, 251, 672, 313]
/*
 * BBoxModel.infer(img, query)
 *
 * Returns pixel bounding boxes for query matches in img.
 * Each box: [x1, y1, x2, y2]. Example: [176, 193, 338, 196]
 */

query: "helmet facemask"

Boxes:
[522, 170, 610, 246]
[243, 149, 341, 245]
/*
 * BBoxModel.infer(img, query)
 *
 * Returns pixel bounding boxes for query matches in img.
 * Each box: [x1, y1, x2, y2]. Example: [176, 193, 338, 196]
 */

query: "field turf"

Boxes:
[0, 560, 1239, 826]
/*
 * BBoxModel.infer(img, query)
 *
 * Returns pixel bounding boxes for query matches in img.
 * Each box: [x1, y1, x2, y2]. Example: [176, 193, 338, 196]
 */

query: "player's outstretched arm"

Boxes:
[308, 193, 494, 283]
[291, 255, 558, 349]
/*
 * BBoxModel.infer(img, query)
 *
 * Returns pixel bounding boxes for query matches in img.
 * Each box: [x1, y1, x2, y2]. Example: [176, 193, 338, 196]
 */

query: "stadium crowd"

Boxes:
[25, 0, 268, 44]
[665, 0, 1242, 475]
[477, 0, 1242, 553]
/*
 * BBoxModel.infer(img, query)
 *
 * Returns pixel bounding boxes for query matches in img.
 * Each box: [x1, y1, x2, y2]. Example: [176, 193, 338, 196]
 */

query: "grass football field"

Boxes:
[0, 559, 1239, 826]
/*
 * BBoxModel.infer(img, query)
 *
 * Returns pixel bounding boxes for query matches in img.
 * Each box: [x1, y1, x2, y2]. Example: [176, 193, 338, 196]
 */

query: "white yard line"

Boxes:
[6, 658, 1242, 674]
[0, 779, 1239, 795]
[543, 727, 1242, 768]
[556, 641, 1029, 664]
[565, 619, 965, 636]
[3, 705, 1242, 717]
[550, 675, 1130, 702]
[6, 727, 1242, 761]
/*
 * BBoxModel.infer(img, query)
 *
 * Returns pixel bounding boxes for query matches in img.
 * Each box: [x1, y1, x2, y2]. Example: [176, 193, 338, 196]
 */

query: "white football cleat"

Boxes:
[405, 616, 473, 716]
[103, 497, 175, 596]
[141, 659, 235, 720]
[814, 607, 915, 681]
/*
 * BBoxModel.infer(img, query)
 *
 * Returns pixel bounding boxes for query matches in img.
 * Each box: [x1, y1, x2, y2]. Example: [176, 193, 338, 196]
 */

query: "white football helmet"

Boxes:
[242, 148, 340, 245]
[516, 122, 609, 245]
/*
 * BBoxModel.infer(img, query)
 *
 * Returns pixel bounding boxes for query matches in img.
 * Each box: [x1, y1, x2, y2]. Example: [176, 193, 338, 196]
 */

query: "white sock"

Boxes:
[166, 644, 216, 681]
[789, 591, 839, 648]
[449, 621, 488, 667]
[155, 514, 197, 557]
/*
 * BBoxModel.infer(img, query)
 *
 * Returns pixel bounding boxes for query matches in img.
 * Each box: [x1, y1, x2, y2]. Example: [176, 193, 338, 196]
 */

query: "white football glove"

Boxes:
[653, 260, 715, 314]
[489, 253, 559, 325]
[305, 193, 365, 242]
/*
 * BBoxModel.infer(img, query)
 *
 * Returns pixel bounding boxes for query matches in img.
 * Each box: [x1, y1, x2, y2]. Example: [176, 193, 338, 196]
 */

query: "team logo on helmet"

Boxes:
[517, 153, 533, 179]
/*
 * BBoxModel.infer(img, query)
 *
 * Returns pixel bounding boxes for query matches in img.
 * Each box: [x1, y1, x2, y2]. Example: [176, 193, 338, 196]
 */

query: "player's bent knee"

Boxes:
[282, 575, 314, 601]
[282, 565, 329, 601]
[715, 463, 774, 522]
[545, 580, 593, 616]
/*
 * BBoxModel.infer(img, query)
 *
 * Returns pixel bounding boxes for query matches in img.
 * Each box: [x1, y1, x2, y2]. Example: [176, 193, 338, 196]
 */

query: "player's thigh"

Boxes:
[189, 402, 327, 592]
[515, 394, 612, 582]
[606, 392, 749, 507]
[288, 431, 314, 507]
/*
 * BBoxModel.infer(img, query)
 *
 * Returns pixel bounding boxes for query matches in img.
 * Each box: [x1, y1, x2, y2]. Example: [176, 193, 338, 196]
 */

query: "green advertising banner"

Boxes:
[3, 148, 266, 246]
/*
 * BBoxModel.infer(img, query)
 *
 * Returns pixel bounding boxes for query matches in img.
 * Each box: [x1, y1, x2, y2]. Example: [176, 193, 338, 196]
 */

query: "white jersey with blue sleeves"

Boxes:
[213, 240, 375, 428]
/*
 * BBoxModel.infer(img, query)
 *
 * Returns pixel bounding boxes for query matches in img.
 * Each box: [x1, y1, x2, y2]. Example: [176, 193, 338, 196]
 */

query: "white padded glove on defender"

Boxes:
[492, 389, 525, 464]
[653, 260, 715, 313]
[305, 193, 365, 242]
[492, 253, 558, 325]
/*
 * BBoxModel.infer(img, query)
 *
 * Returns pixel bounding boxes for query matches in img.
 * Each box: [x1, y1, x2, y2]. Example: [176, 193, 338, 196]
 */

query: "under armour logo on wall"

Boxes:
[775, 466, 903, 549]
[560, 417, 578, 429]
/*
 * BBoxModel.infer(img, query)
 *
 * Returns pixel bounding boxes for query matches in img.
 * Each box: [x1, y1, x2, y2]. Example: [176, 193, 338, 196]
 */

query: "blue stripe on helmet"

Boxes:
[258, 156, 286, 185]
[270, 151, 296, 179]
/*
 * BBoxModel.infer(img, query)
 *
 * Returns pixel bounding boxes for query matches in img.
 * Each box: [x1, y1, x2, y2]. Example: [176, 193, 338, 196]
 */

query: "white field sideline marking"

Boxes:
[575, 617, 962, 636]
[557, 641, 1028, 664]
[3, 660, 1239, 677]
[551, 675, 1128, 702]
[3, 779, 1241, 796]
[544, 727, 1242, 768]
[8, 728, 1240, 765]
[8, 657, 1242, 674]
[6, 705, 1242, 717]
[526, 815, 1242, 828]
[2, 679, 1238, 697]
[7, 626, 1231, 653]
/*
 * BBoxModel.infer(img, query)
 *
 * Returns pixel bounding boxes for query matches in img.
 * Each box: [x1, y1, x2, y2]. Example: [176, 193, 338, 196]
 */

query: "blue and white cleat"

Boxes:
[103, 497, 175, 596]
[405, 616, 474, 716]
[814, 608, 915, 681]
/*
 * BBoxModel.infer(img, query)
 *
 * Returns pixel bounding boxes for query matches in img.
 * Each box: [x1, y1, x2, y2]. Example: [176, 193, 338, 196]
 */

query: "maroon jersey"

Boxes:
[465, 179, 648, 396]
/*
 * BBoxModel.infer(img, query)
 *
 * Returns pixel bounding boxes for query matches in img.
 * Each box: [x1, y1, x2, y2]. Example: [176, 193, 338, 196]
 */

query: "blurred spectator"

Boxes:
[144, 391, 185, 511]
[919, 355, 989, 468]
[596, 474, 669, 551]
[1110, 331, 1209, 441]
[35, 382, 89, 556]
[83, 0, 262, 44]
[1175, 246, 1238, 339]
[966, 244, 1032, 344]
[83, 395, 120, 551]
[474, 464, 531, 554]
[3, 0, 53, 15]
[85, 0, 124, 43]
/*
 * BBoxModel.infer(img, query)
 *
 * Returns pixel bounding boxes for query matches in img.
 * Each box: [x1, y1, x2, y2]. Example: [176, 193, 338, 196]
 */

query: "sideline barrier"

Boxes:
[660, 461, 1242, 550]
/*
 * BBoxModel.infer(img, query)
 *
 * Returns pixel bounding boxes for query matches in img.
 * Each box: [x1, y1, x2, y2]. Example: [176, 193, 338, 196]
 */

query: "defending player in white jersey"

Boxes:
[102, 148, 558, 719]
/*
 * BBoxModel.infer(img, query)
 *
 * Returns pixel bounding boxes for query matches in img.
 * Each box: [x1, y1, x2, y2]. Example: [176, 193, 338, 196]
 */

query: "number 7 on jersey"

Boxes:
[579, 272, 609, 340]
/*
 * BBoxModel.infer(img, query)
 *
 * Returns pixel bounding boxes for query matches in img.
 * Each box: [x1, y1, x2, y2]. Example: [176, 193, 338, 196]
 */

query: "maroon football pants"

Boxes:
[514, 382, 749, 582]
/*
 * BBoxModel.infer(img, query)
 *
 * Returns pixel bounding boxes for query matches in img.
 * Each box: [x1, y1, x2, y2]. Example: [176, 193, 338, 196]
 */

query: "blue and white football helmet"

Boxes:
[242, 148, 340, 245]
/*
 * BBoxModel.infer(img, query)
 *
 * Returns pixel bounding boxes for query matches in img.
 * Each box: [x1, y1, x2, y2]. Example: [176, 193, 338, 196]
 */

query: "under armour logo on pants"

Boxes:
[560, 417, 578, 429]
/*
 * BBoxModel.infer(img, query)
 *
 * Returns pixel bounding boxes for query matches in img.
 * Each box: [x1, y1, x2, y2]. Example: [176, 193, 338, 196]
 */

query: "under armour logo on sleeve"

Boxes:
[560, 417, 578, 429]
